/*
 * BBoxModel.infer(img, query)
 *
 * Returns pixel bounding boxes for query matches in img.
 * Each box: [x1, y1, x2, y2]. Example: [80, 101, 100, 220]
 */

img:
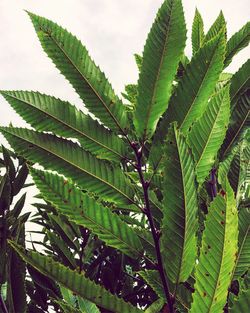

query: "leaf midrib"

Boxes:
[41, 26, 126, 135]
[3, 92, 124, 159]
[2, 128, 134, 204]
[180, 37, 222, 130]
[39, 175, 141, 258]
[142, 1, 174, 140]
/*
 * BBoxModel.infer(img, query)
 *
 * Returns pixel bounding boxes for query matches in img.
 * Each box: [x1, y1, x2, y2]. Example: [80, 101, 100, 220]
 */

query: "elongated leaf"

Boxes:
[145, 299, 164, 313]
[224, 22, 250, 68]
[78, 297, 100, 313]
[27, 12, 127, 133]
[233, 207, 250, 279]
[221, 89, 250, 158]
[188, 85, 230, 184]
[230, 59, 250, 106]
[0, 91, 127, 162]
[162, 124, 198, 285]
[230, 288, 250, 313]
[190, 180, 238, 313]
[9, 242, 142, 313]
[192, 8, 204, 55]
[0, 127, 134, 204]
[30, 169, 143, 259]
[203, 11, 226, 44]
[150, 31, 226, 168]
[133, 0, 186, 139]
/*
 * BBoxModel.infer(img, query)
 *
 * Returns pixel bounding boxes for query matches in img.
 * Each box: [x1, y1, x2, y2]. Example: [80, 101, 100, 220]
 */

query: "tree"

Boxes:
[0, 0, 249, 312]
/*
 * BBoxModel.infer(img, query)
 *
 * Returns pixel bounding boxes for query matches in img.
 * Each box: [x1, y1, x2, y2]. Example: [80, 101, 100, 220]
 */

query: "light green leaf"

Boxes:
[150, 31, 226, 168]
[134, 0, 186, 139]
[145, 298, 164, 313]
[224, 22, 250, 68]
[30, 168, 143, 259]
[162, 124, 198, 285]
[0, 90, 127, 162]
[78, 297, 100, 313]
[27, 12, 128, 133]
[190, 180, 238, 313]
[8, 242, 142, 313]
[188, 84, 230, 184]
[233, 207, 250, 279]
[192, 8, 204, 55]
[0, 127, 134, 205]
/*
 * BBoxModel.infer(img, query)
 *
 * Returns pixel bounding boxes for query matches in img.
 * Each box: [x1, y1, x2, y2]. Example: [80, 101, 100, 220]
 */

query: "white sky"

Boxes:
[0, 0, 249, 236]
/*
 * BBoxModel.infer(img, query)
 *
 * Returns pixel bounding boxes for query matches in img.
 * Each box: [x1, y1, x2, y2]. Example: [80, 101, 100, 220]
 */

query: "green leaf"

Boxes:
[78, 297, 100, 313]
[0, 127, 134, 205]
[230, 288, 250, 313]
[138, 270, 165, 299]
[27, 12, 128, 134]
[192, 8, 204, 55]
[188, 84, 230, 184]
[220, 60, 250, 158]
[0, 91, 127, 162]
[150, 31, 226, 168]
[9, 242, 142, 313]
[133, 0, 186, 139]
[203, 11, 226, 44]
[30, 168, 143, 259]
[190, 180, 238, 313]
[53, 300, 81, 313]
[162, 124, 198, 285]
[224, 22, 250, 68]
[145, 298, 164, 313]
[232, 207, 250, 280]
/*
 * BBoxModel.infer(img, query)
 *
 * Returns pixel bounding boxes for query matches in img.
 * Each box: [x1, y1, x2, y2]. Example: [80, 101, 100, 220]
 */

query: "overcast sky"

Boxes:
[0, 0, 249, 236]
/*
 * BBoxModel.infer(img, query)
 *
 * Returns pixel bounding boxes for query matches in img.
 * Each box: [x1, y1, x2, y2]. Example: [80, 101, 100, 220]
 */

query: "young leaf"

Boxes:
[232, 207, 250, 280]
[27, 12, 128, 134]
[192, 8, 205, 55]
[30, 168, 143, 259]
[150, 31, 226, 168]
[188, 84, 230, 184]
[134, 0, 186, 139]
[0, 91, 127, 162]
[8, 242, 142, 313]
[0, 127, 134, 205]
[190, 180, 238, 313]
[162, 124, 198, 285]
[203, 11, 226, 44]
[224, 22, 250, 68]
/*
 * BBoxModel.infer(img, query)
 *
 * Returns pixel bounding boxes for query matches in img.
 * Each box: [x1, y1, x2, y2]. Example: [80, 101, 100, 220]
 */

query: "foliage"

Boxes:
[0, 1, 249, 312]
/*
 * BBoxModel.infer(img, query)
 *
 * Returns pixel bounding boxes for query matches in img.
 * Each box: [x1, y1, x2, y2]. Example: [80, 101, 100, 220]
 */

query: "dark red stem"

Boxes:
[133, 143, 174, 313]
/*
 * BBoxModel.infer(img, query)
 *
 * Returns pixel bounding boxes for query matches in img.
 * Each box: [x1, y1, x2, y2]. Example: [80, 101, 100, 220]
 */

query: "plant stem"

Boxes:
[0, 294, 8, 313]
[133, 144, 174, 313]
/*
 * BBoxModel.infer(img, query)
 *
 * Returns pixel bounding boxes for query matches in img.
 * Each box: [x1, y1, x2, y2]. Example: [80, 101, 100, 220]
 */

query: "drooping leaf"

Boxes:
[191, 8, 205, 55]
[144, 298, 164, 313]
[27, 12, 128, 134]
[188, 84, 230, 184]
[133, 0, 186, 139]
[0, 127, 134, 205]
[232, 207, 250, 280]
[224, 21, 250, 68]
[203, 11, 226, 44]
[78, 297, 100, 313]
[0, 91, 127, 162]
[162, 124, 198, 285]
[190, 180, 238, 313]
[30, 168, 143, 259]
[150, 31, 226, 168]
[8, 242, 142, 313]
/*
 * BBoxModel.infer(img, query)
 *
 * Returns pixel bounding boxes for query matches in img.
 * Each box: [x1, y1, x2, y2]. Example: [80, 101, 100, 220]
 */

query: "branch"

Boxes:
[132, 142, 174, 313]
[0, 294, 8, 313]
